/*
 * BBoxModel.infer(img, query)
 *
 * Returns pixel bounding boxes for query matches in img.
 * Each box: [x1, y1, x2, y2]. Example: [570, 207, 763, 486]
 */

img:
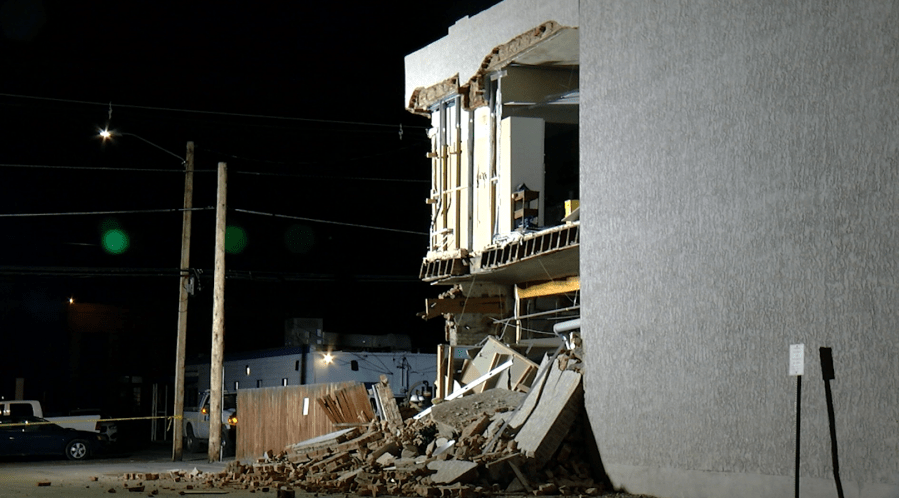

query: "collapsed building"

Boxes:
[404, 1, 899, 498]
[404, 3, 581, 400]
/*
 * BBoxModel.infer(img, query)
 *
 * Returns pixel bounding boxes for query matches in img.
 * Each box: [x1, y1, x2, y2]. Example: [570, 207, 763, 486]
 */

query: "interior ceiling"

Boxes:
[508, 28, 579, 67]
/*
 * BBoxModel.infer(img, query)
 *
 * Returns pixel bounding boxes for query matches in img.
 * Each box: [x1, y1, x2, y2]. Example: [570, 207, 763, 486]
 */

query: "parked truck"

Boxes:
[182, 390, 237, 455]
[0, 400, 117, 442]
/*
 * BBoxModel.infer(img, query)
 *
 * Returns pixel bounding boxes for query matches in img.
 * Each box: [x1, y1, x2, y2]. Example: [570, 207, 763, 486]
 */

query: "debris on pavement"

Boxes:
[121, 342, 599, 497]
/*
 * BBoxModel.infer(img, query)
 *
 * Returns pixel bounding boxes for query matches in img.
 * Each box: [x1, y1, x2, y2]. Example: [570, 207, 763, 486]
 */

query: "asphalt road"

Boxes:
[0, 443, 654, 498]
[0, 442, 275, 497]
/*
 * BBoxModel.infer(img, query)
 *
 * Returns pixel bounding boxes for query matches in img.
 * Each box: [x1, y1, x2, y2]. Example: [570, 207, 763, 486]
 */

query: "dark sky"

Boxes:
[0, 0, 498, 409]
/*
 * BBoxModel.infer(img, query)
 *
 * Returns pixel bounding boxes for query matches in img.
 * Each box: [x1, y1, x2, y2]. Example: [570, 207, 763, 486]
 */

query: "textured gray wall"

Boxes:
[580, 2, 899, 497]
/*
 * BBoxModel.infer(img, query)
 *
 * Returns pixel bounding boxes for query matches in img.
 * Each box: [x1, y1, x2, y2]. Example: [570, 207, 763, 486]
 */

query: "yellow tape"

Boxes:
[0, 415, 181, 428]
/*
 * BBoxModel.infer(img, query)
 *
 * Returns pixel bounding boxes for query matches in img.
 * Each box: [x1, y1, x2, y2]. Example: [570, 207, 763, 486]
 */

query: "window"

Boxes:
[8, 403, 34, 417]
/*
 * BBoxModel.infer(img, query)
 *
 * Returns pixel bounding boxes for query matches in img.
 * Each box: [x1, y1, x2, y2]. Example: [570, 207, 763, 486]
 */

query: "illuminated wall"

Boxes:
[580, 2, 899, 497]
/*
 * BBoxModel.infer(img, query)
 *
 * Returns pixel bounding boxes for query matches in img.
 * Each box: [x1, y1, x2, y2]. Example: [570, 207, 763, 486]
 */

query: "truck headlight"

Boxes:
[227, 415, 238, 426]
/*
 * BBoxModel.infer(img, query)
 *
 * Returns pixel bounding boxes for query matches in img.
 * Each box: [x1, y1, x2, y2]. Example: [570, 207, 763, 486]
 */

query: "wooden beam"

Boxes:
[479, 353, 501, 393]
[436, 344, 446, 400]
[516, 276, 580, 299]
[423, 297, 503, 320]
[374, 375, 403, 435]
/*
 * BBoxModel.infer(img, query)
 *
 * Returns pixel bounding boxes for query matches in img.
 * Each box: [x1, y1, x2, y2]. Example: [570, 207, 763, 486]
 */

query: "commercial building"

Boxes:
[405, 1, 899, 497]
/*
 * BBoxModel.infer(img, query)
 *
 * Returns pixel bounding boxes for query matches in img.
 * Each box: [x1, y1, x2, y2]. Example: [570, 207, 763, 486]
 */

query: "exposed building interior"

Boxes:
[406, 21, 580, 397]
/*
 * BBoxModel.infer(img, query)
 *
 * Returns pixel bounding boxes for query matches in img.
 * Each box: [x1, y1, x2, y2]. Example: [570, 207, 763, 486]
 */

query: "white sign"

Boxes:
[789, 344, 804, 376]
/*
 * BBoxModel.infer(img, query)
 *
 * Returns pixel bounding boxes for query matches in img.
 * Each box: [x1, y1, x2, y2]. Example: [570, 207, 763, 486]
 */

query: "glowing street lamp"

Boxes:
[98, 128, 185, 164]
[97, 126, 197, 460]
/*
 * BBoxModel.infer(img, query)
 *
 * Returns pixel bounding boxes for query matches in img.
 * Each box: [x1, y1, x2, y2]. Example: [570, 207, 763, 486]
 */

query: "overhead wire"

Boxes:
[0, 206, 425, 237]
[0, 163, 214, 173]
[0, 207, 214, 218]
[233, 208, 428, 236]
[0, 92, 430, 130]
[232, 170, 429, 183]
[0, 266, 420, 282]
[0, 161, 426, 183]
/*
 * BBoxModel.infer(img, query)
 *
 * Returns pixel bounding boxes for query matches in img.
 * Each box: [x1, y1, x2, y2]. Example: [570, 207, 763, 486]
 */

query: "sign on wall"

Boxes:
[789, 344, 804, 376]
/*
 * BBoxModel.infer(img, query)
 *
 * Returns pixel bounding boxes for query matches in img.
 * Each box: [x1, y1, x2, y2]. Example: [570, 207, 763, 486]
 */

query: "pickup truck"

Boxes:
[182, 391, 237, 455]
[0, 400, 117, 442]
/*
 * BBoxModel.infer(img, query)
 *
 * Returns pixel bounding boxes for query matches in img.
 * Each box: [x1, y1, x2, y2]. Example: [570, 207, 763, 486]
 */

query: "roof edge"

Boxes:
[407, 21, 573, 115]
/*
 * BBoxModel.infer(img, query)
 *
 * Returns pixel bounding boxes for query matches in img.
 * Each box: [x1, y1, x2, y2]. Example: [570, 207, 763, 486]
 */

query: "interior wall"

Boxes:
[499, 116, 545, 233]
[579, 2, 899, 497]
[473, 106, 494, 251]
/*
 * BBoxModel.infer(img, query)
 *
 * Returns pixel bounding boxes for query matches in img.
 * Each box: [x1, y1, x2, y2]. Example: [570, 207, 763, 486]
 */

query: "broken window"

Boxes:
[425, 65, 578, 257]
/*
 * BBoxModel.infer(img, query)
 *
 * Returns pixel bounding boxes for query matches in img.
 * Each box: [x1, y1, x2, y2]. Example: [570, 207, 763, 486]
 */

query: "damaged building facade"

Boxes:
[407, 1, 899, 498]
[406, 2, 581, 400]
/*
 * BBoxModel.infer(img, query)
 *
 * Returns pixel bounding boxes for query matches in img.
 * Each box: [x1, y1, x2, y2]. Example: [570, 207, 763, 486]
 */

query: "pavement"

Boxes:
[0, 443, 654, 498]
[0, 442, 281, 497]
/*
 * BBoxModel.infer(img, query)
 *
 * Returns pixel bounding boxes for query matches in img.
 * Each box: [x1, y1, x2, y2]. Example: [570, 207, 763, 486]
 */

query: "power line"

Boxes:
[233, 208, 429, 236]
[0, 162, 425, 183]
[0, 206, 427, 238]
[232, 170, 429, 183]
[0, 265, 420, 282]
[0, 163, 214, 173]
[0, 92, 429, 130]
[0, 207, 214, 218]
[0, 266, 181, 278]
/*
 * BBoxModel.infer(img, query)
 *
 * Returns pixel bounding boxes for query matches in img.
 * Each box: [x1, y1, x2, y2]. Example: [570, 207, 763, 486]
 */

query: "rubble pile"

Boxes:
[131, 348, 599, 497]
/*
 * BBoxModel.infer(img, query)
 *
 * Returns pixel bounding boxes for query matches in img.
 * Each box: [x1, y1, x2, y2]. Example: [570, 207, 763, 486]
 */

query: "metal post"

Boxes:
[795, 375, 801, 498]
[820, 347, 844, 498]
[172, 142, 194, 461]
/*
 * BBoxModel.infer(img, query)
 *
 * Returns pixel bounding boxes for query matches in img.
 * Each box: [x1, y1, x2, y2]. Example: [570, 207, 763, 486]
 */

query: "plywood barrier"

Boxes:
[236, 381, 370, 460]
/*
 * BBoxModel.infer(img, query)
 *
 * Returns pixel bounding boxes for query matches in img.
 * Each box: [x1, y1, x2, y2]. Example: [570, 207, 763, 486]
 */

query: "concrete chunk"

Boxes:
[426, 460, 479, 484]
[514, 368, 583, 467]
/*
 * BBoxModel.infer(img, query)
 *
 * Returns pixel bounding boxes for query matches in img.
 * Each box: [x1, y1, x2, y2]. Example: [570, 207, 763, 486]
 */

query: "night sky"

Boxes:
[0, 0, 498, 413]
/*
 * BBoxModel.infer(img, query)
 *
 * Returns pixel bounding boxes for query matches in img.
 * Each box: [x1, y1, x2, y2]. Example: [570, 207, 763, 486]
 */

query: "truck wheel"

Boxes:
[66, 439, 90, 460]
[185, 425, 199, 453]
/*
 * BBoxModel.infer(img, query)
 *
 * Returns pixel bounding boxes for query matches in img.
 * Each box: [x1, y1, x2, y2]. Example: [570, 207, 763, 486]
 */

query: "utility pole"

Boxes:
[208, 162, 227, 462]
[172, 142, 194, 461]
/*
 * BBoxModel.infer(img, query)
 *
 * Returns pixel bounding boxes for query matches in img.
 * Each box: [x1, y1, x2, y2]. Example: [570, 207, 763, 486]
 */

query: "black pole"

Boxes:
[820, 347, 844, 498]
[795, 374, 801, 498]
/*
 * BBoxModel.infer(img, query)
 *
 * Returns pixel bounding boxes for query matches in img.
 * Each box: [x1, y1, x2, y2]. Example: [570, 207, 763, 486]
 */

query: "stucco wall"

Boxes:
[580, 2, 899, 498]
[403, 0, 578, 107]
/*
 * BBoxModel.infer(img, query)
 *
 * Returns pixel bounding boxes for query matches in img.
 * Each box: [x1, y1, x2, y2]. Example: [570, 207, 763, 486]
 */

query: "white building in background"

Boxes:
[186, 347, 435, 409]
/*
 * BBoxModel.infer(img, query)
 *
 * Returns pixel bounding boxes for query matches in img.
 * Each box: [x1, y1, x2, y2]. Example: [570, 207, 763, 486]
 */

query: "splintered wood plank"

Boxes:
[423, 297, 504, 319]
[478, 353, 501, 393]
[446, 346, 456, 399]
[436, 344, 447, 399]
[374, 375, 403, 433]
[344, 383, 375, 422]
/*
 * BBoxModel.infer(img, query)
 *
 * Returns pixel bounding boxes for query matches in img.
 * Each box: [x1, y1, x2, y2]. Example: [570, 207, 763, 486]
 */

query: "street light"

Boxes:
[98, 126, 196, 461]
[98, 128, 186, 164]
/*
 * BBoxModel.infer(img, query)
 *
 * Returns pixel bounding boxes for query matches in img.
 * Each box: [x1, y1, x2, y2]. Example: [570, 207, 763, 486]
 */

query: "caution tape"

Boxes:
[0, 414, 184, 428]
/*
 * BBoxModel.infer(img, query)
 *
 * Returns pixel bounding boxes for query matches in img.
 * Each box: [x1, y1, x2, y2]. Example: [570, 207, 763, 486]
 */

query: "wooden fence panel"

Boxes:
[236, 381, 369, 460]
